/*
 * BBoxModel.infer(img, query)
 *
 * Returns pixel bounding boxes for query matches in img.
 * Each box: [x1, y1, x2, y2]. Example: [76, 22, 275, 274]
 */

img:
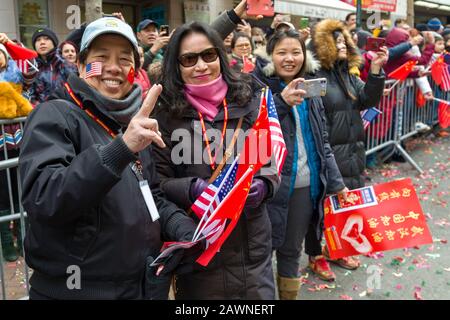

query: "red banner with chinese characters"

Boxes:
[324, 178, 432, 259]
[340, 0, 397, 12]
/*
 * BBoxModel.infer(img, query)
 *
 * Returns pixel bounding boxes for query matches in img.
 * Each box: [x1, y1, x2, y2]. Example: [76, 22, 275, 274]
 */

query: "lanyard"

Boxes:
[197, 99, 228, 170]
[65, 82, 144, 180]
[64, 82, 118, 139]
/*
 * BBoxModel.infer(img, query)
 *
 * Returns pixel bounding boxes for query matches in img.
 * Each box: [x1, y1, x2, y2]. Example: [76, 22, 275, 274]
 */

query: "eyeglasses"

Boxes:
[178, 47, 219, 67]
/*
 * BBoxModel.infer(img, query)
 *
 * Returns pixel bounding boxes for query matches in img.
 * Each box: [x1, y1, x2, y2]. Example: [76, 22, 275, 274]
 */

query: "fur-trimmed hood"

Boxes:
[310, 19, 362, 71]
[253, 43, 321, 78]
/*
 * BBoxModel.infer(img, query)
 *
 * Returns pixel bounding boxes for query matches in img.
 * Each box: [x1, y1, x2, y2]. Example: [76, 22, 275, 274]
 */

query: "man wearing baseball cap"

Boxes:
[136, 19, 169, 71]
[19, 17, 200, 299]
[29, 27, 77, 104]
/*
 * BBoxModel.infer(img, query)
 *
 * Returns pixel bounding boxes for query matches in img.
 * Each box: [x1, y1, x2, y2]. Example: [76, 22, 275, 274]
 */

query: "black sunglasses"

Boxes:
[178, 47, 219, 67]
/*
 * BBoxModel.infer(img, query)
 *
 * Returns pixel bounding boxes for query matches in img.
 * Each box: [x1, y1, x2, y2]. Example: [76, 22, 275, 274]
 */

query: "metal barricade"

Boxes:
[365, 77, 449, 174]
[0, 117, 30, 300]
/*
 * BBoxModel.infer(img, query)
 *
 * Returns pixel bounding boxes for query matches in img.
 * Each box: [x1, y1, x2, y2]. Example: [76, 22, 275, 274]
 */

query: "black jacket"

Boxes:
[19, 75, 195, 299]
[152, 76, 279, 299]
[310, 19, 385, 189]
[253, 56, 345, 247]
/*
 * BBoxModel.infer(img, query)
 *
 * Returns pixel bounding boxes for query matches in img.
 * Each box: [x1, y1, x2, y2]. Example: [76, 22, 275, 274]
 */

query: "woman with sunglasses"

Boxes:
[152, 22, 279, 299]
[253, 29, 348, 299]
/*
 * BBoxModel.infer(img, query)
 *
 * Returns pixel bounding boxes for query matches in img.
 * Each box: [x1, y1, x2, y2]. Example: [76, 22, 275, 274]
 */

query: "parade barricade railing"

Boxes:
[365, 77, 449, 174]
[0, 117, 30, 300]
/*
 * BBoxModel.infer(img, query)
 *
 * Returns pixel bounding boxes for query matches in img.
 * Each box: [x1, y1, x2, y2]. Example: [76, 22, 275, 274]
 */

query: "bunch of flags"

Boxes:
[152, 88, 287, 267]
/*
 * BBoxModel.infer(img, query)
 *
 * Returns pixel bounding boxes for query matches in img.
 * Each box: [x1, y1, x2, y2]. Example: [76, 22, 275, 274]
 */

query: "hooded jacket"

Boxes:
[252, 47, 345, 246]
[384, 27, 434, 79]
[19, 74, 196, 299]
[310, 19, 385, 189]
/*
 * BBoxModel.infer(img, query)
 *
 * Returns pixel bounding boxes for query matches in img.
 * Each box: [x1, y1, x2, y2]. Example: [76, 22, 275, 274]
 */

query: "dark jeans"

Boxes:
[275, 187, 322, 278]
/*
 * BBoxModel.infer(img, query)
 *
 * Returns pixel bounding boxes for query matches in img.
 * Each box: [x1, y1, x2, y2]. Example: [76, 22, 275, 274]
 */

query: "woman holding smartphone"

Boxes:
[253, 29, 348, 299]
[309, 19, 387, 269]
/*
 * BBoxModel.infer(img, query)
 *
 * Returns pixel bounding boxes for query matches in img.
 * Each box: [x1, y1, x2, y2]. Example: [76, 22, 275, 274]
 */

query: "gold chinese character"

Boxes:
[406, 211, 420, 220]
[324, 207, 330, 215]
[390, 190, 401, 199]
[380, 216, 391, 226]
[385, 230, 396, 240]
[371, 232, 384, 243]
[345, 192, 360, 205]
[378, 192, 389, 203]
[411, 226, 424, 237]
[402, 188, 411, 197]
[393, 214, 406, 224]
[367, 218, 379, 228]
[397, 228, 410, 239]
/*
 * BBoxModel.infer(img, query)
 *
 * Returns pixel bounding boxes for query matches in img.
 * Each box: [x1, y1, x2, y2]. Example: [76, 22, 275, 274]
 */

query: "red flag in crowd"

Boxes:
[440, 64, 450, 92]
[388, 60, 417, 81]
[4, 41, 37, 60]
[196, 166, 254, 266]
[431, 55, 445, 86]
[438, 101, 450, 129]
[241, 55, 255, 73]
[416, 89, 426, 108]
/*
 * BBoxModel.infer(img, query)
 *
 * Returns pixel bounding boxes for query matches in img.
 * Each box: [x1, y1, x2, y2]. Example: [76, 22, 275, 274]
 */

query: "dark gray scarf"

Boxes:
[67, 74, 142, 127]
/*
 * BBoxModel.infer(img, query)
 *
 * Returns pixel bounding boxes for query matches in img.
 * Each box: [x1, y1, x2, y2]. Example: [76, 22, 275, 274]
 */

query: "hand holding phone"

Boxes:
[247, 0, 274, 17]
[366, 37, 385, 52]
[299, 17, 309, 30]
[159, 25, 169, 36]
[296, 78, 327, 98]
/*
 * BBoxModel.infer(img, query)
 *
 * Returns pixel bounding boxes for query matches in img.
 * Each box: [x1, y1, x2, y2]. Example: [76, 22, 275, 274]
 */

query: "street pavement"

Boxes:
[296, 132, 450, 300]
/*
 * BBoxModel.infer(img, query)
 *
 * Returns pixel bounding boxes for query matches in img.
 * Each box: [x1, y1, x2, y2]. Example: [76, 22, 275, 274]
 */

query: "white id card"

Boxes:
[139, 180, 160, 222]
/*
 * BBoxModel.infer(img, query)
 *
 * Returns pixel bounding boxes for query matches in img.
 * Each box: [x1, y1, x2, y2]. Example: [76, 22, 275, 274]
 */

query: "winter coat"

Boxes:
[252, 52, 345, 246]
[19, 74, 196, 299]
[152, 76, 279, 299]
[384, 28, 434, 79]
[311, 19, 385, 189]
[29, 48, 77, 104]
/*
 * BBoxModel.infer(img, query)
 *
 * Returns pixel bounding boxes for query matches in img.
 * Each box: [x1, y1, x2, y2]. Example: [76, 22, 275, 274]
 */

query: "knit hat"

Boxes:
[415, 23, 428, 32]
[427, 18, 443, 32]
[443, 28, 450, 39]
[32, 28, 59, 49]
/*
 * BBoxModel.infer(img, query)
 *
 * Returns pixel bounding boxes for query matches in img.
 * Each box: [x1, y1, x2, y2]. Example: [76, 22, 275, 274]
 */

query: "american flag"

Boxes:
[440, 64, 450, 92]
[191, 157, 240, 243]
[85, 61, 102, 79]
[360, 107, 382, 130]
[266, 89, 287, 175]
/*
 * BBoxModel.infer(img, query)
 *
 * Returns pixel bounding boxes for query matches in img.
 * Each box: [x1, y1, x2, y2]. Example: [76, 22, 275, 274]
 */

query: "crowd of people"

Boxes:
[0, 0, 449, 300]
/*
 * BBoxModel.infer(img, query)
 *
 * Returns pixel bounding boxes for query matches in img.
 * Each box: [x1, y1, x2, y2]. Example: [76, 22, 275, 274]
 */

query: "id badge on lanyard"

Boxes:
[130, 161, 160, 222]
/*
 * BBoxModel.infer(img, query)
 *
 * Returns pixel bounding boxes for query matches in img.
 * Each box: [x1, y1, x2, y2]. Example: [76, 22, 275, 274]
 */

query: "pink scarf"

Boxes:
[184, 74, 228, 121]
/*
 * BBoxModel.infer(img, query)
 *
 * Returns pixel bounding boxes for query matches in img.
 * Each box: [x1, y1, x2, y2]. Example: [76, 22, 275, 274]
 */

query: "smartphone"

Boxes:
[366, 37, 385, 52]
[299, 17, 309, 29]
[296, 78, 327, 98]
[247, 0, 274, 17]
[159, 25, 169, 36]
[102, 13, 116, 18]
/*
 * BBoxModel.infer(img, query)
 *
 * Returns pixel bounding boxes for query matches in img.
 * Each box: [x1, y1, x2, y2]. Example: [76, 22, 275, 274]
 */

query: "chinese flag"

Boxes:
[127, 66, 135, 84]
[438, 101, 450, 129]
[196, 167, 254, 266]
[416, 89, 426, 108]
[388, 60, 417, 81]
[4, 41, 37, 60]
[431, 55, 445, 86]
[241, 55, 255, 73]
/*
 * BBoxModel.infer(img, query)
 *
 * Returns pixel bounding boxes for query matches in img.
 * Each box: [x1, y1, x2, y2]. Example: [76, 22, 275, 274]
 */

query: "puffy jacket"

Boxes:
[29, 48, 77, 104]
[311, 19, 385, 189]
